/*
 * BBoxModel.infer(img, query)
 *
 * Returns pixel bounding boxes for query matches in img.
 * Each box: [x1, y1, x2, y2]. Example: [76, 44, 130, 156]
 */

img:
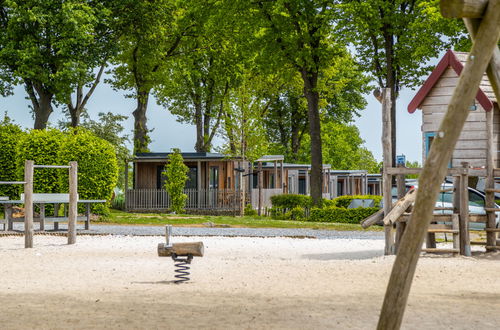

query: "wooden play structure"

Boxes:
[0, 160, 79, 247]
[378, 0, 500, 329]
[157, 225, 204, 284]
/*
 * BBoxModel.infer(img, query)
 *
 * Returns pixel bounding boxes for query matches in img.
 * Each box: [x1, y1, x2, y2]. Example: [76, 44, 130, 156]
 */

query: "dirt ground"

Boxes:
[0, 235, 499, 329]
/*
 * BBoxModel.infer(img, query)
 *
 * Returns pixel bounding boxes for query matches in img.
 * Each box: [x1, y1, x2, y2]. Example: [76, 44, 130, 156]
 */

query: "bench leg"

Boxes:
[54, 204, 59, 231]
[85, 203, 90, 230]
[6, 204, 13, 231]
[39, 204, 45, 231]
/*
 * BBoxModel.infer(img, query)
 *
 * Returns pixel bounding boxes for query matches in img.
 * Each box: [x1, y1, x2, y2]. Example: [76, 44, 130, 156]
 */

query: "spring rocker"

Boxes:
[157, 225, 204, 283]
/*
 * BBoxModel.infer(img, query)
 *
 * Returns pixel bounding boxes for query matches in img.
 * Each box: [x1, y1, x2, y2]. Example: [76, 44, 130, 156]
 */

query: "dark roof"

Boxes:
[134, 152, 237, 161]
[407, 50, 495, 113]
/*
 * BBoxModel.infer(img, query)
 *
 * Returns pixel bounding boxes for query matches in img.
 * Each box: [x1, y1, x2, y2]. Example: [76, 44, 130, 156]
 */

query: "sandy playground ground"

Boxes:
[1, 234, 500, 329]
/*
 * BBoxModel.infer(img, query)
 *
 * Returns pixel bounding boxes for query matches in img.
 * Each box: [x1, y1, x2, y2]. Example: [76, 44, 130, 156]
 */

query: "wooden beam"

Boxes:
[361, 208, 384, 228]
[24, 160, 34, 248]
[459, 163, 471, 256]
[377, 2, 500, 329]
[383, 189, 417, 226]
[68, 161, 78, 244]
[382, 88, 394, 255]
[441, 0, 489, 18]
[157, 242, 204, 257]
[258, 161, 263, 216]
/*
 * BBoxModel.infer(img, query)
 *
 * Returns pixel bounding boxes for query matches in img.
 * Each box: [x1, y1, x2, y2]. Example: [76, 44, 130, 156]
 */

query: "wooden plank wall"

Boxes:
[421, 67, 497, 168]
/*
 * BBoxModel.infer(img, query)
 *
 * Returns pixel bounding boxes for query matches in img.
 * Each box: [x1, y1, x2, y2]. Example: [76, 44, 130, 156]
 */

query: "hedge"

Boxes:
[309, 206, 379, 224]
[58, 129, 118, 215]
[0, 118, 25, 201]
[16, 128, 65, 195]
[332, 195, 382, 208]
[270, 194, 312, 209]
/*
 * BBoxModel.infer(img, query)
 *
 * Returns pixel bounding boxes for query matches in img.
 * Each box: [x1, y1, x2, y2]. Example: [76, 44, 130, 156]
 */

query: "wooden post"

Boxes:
[382, 88, 395, 255]
[441, 0, 489, 18]
[197, 161, 201, 209]
[459, 162, 471, 256]
[39, 204, 45, 231]
[464, 17, 500, 251]
[280, 160, 284, 192]
[258, 161, 263, 216]
[378, 2, 500, 328]
[24, 160, 34, 248]
[68, 161, 78, 245]
[124, 160, 129, 211]
[395, 166, 407, 252]
[274, 161, 278, 188]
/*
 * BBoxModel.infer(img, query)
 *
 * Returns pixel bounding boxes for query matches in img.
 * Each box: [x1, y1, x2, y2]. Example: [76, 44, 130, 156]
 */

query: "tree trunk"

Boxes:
[25, 82, 54, 130]
[194, 100, 204, 152]
[133, 90, 150, 153]
[301, 69, 323, 206]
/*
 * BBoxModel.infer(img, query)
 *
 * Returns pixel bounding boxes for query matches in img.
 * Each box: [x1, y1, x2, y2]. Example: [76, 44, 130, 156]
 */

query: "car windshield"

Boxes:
[469, 190, 485, 207]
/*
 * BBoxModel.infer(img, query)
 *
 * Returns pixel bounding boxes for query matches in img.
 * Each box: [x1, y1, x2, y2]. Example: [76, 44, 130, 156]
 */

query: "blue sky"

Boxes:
[0, 75, 424, 164]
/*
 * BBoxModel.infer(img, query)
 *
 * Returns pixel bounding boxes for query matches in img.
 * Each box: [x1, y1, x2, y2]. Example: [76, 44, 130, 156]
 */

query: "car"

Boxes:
[389, 181, 500, 230]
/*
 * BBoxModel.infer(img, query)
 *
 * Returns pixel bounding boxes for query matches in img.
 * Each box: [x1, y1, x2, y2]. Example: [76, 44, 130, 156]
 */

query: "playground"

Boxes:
[0, 234, 499, 329]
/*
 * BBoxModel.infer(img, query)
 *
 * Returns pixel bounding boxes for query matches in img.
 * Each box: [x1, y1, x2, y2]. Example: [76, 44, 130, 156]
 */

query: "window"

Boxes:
[468, 190, 485, 207]
[209, 166, 219, 189]
[425, 132, 451, 167]
[185, 167, 197, 189]
[269, 173, 275, 188]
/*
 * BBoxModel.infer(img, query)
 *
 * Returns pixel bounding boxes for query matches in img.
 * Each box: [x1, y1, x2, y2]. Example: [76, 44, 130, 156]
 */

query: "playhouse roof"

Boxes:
[407, 50, 496, 113]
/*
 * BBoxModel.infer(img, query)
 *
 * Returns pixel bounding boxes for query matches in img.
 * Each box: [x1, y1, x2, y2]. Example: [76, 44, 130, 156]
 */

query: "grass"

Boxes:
[97, 209, 383, 232]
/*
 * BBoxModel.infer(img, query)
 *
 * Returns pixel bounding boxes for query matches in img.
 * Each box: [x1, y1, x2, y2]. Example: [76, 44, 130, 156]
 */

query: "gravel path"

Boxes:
[7, 223, 384, 240]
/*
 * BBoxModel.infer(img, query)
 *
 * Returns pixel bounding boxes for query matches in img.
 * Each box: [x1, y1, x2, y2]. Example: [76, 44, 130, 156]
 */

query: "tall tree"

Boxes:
[339, 0, 465, 165]
[250, 0, 365, 206]
[110, 0, 206, 153]
[155, 2, 244, 152]
[0, 0, 114, 129]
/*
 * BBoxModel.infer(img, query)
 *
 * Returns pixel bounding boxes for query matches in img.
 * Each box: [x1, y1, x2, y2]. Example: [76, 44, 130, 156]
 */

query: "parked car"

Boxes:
[390, 181, 499, 230]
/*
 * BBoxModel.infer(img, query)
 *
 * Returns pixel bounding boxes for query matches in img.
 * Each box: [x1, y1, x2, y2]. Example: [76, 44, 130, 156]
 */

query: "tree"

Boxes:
[299, 120, 380, 173]
[250, 0, 367, 206]
[338, 0, 465, 166]
[110, 0, 209, 153]
[59, 111, 131, 190]
[163, 149, 189, 214]
[0, 0, 116, 129]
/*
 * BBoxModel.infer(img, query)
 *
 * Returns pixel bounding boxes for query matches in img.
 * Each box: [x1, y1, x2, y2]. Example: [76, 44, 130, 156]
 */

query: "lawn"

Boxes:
[98, 209, 383, 231]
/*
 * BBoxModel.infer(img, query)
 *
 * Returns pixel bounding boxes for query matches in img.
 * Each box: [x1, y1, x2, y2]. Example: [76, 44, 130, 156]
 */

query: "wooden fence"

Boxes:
[125, 188, 241, 212]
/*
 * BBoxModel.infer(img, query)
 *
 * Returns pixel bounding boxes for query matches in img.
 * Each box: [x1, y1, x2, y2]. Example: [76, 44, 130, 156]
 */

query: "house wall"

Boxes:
[420, 67, 499, 168]
[135, 160, 238, 190]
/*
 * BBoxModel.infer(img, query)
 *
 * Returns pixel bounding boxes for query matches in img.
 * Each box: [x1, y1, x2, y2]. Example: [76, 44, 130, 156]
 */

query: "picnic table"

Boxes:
[0, 193, 106, 231]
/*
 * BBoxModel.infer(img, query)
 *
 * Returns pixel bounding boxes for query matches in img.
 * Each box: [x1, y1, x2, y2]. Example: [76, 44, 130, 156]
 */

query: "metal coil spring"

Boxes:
[172, 254, 193, 284]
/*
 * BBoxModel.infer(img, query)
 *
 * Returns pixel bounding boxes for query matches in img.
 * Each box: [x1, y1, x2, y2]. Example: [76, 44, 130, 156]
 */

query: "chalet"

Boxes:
[408, 50, 498, 167]
[125, 151, 381, 213]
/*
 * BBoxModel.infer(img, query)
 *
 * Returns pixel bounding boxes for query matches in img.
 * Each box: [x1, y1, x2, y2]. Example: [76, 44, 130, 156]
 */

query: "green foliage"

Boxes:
[16, 129, 65, 194]
[309, 207, 379, 224]
[0, 115, 25, 200]
[332, 195, 382, 209]
[405, 160, 422, 179]
[290, 206, 306, 220]
[244, 204, 257, 216]
[270, 194, 312, 209]
[58, 129, 118, 215]
[163, 149, 189, 214]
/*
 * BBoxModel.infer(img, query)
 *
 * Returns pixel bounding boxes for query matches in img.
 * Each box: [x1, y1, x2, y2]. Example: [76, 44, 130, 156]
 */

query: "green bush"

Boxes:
[17, 128, 66, 195]
[271, 194, 311, 209]
[309, 206, 379, 224]
[332, 195, 382, 208]
[58, 129, 118, 215]
[290, 206, 305, 220]
[0, 117, 25, 201]
[244, 204, 257, 216]
[163, 149, 188, 214]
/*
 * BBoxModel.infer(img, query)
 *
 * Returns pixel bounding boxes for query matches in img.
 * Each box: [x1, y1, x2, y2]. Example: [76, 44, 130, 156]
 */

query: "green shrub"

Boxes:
[0, 117, 25, 201]
[163, 149, 188, 214]
[17, 128, 66, 195]
[309, 206, 379, 224]
[244, 204, 257, 216]
[58, 129, 118, 215]
[332, 195, 382, 208]
[290, 206, 305, 220]
[271, 194, 311, 208]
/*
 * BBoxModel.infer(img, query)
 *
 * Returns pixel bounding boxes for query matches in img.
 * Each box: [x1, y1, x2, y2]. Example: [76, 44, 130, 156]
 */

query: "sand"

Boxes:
[1, 235, 500, 329]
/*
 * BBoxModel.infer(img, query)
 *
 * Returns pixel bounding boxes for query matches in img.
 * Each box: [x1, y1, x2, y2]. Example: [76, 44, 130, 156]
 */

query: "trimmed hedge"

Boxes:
[270, 194, 312, 209]
[0, 118, 25, 201]
[309, 206, 379, 224]
[332, 195, 382, 208]
[58, 129, 118, 215]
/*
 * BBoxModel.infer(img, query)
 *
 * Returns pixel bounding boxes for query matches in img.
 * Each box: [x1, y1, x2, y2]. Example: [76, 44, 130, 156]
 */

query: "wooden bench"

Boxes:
[0, 193, 106, 231]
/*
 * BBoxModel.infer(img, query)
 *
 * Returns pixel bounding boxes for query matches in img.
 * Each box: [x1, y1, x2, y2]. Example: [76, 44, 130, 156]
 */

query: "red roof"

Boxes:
[407, 50, 494, 113]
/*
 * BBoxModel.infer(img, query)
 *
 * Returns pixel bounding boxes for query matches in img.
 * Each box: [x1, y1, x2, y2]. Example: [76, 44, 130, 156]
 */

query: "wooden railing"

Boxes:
[125, 189, 241, 212]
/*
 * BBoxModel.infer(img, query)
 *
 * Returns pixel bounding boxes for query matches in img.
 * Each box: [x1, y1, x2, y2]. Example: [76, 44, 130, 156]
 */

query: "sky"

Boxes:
[0, 74, 425, 164]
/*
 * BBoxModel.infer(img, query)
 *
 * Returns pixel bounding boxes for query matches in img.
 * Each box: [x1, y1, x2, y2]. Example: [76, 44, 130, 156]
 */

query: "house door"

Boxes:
[298, 178, 306, 195]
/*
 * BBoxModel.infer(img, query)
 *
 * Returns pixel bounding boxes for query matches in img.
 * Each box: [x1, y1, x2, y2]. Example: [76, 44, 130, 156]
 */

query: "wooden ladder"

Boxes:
[483, 188, 500, 251]
[422, 214, 460, 254]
